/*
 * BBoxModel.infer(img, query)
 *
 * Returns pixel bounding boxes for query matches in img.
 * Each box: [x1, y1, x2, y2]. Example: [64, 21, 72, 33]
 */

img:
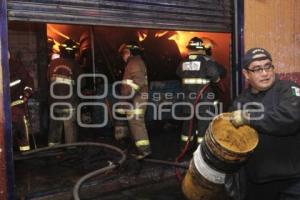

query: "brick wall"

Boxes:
[278, 72, 300, 85]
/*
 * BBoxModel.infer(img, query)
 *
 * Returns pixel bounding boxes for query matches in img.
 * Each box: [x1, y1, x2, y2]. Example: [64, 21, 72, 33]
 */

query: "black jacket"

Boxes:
[232, 78, 300, 183]
[176, 54, 220, 92]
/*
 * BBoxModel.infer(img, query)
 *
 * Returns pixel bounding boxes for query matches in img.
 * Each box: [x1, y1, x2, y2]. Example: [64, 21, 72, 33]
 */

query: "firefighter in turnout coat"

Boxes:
[9, 54, 34, 152]
[176, 37, 221, 149]
[48, 39, 79, 146]
[116, 41, 151, 159]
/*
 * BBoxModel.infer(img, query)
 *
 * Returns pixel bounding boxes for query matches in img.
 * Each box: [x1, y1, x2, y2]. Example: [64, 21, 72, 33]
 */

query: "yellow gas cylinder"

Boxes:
[182, 113, 259, 200]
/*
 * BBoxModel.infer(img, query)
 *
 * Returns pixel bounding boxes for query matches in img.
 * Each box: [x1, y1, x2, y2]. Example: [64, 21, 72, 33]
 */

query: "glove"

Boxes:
[114, 125, 129, 141]
[23, 87, 33, 101]
[114, 120, 129, 141]
[230, 110, 250, 127]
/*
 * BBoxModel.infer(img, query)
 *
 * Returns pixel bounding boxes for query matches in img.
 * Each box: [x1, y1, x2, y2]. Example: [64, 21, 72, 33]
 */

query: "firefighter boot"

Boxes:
[19, 116, 31, 152]
[135, 145, 152, 160]
[19, 140, 30, 152]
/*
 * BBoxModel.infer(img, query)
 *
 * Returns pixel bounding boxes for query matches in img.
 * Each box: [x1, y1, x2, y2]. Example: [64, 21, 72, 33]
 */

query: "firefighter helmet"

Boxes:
[59, 39, 78, 58]
[186, 37, 205, 50]
[118, 41, 143, 56]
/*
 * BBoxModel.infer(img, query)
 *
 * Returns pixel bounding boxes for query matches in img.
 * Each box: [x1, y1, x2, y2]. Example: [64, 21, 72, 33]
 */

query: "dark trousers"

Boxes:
[12, 115, 30, 149]
[48, 109, 77, 144]
[181, 91, 218, 139]
[245, 178, 300, 200]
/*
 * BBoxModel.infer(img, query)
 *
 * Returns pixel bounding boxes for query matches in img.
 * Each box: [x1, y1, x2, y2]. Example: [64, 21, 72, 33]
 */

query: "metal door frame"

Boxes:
[0, 0, 244, 198]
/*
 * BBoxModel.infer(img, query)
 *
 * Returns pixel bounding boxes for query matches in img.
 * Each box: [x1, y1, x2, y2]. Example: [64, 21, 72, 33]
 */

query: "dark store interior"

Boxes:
[9, 21, 232, 199]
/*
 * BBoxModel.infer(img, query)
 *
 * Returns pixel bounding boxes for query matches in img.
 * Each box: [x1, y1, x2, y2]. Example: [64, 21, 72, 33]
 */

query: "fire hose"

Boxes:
[175, 84, 210, 181]
[20, 142, 126, 200]
[19, 142, 190, 199]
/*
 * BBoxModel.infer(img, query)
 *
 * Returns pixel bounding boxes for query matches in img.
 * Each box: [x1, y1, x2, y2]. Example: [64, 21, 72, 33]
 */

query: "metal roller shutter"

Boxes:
[7, 0, 232, 32]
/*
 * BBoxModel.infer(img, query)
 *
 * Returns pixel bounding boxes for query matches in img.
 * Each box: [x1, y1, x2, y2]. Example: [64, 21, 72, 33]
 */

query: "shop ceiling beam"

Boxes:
[7, 0, 232, 32]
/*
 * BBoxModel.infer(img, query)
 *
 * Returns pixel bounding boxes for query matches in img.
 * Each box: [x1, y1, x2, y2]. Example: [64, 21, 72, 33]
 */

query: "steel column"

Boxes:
[0, 0, 15, 199]
[231, 0, 244, 99]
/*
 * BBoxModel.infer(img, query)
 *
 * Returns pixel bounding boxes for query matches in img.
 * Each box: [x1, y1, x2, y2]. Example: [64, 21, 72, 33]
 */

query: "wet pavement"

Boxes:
[14, 120, 192, 199]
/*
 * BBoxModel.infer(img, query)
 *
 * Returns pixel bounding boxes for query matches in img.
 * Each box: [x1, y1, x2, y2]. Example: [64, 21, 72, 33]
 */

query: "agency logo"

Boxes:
[50, 73, 265, 128]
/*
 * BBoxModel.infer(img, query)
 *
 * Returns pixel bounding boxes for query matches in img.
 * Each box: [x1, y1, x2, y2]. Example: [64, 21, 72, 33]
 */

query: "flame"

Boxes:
[52, 39, 61, 53]
[138, 30, 198, 56]
[138, 32, 147, 42]
[48, 24, 70, 40]
[168, 31, 215, 56]
[137, 30, 215, 56]
[168, 31, 197, 56]
[155, 31, 168, 38]
[47, 24, 80, 53]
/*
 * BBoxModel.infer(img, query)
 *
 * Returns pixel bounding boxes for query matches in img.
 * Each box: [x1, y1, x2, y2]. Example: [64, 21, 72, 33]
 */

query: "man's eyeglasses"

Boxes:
[246, 63, 274, 74]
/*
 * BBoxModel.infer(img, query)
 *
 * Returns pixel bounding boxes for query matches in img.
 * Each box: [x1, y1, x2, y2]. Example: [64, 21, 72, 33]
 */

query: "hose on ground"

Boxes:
[73, 162, 119, 200]
[18, 142, 189, 199]
[143, 158, 188, 169]
[21, 142, 126, 200]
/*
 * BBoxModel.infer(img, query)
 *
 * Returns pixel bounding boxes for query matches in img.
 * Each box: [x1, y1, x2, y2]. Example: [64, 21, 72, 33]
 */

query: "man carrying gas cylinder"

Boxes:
[227, 48, 300, 200]
[176, 37, 221, 150]
[114, 41, 151, 160]
[9, 52, 34, 152]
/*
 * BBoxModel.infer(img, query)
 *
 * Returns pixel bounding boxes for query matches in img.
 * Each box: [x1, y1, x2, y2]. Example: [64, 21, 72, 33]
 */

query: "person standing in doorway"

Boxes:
[176, 37, 221, 150]
[48, 39, 79, 146]
[115, 41, 151, 159]
[9, 52, 34, 152]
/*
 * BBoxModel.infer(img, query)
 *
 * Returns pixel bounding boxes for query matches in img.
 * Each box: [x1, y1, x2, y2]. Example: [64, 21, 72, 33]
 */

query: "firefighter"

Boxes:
[115, 41, 151, 159]
[176, 37, 221, 149]
[48, 39, 79, 146]
[9, 52, 34, 152]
